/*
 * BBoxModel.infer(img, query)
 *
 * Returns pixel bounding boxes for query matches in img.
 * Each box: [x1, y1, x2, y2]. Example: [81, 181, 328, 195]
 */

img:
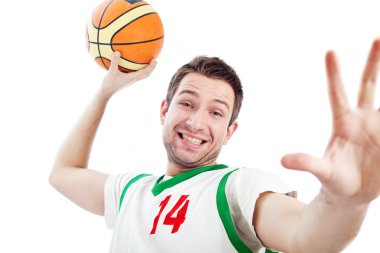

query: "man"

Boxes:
[50, 39, 380, 253]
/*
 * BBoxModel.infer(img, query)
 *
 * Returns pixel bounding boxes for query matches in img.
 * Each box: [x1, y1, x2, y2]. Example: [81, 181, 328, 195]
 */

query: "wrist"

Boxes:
[319, 188, 370, 212]
[98, 86, 114, 102]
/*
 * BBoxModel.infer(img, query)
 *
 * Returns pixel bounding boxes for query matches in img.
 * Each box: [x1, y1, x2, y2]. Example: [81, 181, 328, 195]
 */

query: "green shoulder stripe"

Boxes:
[216, 169, 252, 253]
[119, 173, 151, 211]
[151, 164, 228, 196]
[216, 169, 278, 253]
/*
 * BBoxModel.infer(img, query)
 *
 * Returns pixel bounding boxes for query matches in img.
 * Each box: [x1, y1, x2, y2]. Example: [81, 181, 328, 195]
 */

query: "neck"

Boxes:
[166, 160, 218, 176]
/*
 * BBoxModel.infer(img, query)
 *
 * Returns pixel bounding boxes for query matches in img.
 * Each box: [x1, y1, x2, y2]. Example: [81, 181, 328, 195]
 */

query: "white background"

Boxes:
[1, 0, 379, 252]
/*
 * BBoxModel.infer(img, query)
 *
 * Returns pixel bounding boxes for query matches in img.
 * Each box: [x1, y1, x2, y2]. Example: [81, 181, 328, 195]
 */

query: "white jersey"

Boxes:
[104, 164, 295, 253]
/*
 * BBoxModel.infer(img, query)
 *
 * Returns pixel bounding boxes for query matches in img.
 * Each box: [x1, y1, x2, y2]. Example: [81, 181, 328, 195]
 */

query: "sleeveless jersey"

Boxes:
[104, 164, 294, 253]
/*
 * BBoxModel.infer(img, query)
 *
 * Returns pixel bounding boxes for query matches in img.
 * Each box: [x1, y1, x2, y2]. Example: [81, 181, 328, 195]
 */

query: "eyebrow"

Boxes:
[178, 89, 231, 111]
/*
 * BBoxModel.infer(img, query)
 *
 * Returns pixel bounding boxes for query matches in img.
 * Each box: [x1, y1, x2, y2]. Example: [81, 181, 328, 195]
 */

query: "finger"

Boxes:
[358, 39, 380, 109]
[121, 60, 157, 84]
[141, 60, 157, 77]
[109, 51, 121, 72]
[132, 60, 158, 79]
[325, 51, 350, 119]
[281, 153, 331, 183]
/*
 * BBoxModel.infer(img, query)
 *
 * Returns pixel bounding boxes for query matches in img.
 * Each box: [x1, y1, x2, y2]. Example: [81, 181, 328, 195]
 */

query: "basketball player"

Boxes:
[50, 39, 380, 253]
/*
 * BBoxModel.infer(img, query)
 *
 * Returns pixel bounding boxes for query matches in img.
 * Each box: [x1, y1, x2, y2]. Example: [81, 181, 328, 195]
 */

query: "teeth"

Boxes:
[182, 134, 203, 145]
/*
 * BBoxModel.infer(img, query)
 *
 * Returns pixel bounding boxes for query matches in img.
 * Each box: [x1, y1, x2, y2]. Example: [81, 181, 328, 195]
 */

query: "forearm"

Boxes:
[51, 89, 111, 171]
[49, 53, 156, 214]
[48, 89, 112, 215]
[290, 191, 369, 253]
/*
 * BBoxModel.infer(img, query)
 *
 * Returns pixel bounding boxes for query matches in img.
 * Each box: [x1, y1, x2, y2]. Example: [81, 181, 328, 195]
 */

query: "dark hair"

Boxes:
[166, 56, 243, 126]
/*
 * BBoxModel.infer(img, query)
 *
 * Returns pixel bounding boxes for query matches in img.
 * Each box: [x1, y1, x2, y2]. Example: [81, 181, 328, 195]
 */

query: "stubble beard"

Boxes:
[162, 134, 222, 169]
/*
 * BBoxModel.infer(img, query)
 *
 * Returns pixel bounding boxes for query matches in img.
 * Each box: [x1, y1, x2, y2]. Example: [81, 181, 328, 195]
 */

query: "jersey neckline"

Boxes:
[151, 164, 228, 196]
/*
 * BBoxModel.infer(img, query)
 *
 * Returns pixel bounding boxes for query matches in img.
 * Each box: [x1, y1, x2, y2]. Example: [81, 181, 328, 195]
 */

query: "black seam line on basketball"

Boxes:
[94, 56, 133, 71]
[95, 55, 144, 68]
[97, 3, 152, 30]
[91, 2, 148, 29]
[109, 12, 160, 49]
[97, 0, 116, 69]
[99, 11, 157, 31]
[96, 53, 150, 66]
[89, 35, 164, 46]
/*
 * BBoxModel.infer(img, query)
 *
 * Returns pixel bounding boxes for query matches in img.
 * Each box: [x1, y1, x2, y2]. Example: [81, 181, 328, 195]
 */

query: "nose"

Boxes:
[186, 110, 207, 131]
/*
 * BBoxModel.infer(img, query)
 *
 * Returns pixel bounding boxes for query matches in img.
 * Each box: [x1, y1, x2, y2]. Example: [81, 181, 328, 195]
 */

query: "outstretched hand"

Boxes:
[282, 39, 380, 207]
[101, 51, 157, 98]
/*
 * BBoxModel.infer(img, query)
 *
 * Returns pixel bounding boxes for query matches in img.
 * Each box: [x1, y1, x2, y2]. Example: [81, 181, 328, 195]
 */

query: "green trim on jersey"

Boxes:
[119, 173, 151, 211]
[151, 164, 228, 196]
[217, 169, 252, 253]
[216, 169, 278, 253]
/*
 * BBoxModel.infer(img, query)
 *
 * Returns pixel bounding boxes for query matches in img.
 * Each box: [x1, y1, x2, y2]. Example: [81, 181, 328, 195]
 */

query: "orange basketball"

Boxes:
[86, 0, 164, 72]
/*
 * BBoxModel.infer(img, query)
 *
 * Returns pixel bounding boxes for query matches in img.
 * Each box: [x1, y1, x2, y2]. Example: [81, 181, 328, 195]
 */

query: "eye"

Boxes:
[180, 102, 192, 108]
[211, 111, 223, 117]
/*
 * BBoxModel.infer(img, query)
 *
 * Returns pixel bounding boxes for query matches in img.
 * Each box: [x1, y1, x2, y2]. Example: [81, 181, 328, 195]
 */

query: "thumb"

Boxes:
[281, 153, 331, 183]
[109, 51, 121, 72]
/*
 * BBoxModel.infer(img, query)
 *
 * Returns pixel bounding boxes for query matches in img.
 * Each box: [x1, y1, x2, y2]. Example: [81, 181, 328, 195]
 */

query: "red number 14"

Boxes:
[150, 195, 190, 234]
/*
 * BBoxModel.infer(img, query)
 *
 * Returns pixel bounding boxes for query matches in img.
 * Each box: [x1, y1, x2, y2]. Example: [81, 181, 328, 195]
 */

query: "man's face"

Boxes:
[160, 72, 238, 169]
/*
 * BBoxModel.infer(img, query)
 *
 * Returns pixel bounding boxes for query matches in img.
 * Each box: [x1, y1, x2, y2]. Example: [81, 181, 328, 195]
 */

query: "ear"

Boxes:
[160, 99, 169, 125]
[223, 121, 238, 145]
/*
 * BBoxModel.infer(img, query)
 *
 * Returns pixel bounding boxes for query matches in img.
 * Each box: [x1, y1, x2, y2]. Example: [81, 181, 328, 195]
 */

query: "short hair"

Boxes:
[166, 56, 243, 126]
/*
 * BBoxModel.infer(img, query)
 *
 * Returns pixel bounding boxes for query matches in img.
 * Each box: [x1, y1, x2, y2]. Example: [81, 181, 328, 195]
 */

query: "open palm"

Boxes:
[282, 39, 380, 206]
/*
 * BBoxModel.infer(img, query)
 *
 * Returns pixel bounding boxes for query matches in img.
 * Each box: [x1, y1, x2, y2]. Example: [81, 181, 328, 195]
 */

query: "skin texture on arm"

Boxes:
[254, 192, 367, 253]
[49, 52, 157, 215]
[254, 39, 380, 253]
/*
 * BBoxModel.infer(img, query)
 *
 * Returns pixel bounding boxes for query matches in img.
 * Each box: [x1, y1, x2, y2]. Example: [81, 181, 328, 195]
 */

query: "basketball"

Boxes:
[86, 0, 164, 72]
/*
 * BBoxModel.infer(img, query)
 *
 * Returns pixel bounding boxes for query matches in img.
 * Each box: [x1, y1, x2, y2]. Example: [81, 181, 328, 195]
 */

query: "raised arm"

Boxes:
[49, 52, 157, 215]
[254, 39, 380, 253]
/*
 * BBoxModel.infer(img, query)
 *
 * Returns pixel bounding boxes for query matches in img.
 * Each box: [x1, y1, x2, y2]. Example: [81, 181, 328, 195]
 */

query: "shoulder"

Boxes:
[225, 166, 296, 204]
[106, 172, 156, 193]
[104, 172, 157, 229]
[218, 167, 295, 250]
[227, 167, 291, 189]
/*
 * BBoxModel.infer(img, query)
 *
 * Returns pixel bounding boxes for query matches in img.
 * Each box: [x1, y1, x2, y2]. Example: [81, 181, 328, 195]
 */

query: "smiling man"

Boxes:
[161, 63, 240, 175]
[50, 39, 380, 253]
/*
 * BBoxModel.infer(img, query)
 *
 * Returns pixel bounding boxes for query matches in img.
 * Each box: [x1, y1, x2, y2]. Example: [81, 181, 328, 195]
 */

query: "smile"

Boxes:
[178, 133, 207, 145]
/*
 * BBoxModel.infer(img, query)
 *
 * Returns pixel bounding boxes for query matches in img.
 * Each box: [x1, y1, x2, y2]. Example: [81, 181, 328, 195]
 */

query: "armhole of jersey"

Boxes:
[119, 173, 151, 211]
[216, 169, 278, 253]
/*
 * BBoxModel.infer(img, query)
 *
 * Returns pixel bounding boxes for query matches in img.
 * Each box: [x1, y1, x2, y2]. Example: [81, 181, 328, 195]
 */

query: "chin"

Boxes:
[172, 150, 218, 169]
